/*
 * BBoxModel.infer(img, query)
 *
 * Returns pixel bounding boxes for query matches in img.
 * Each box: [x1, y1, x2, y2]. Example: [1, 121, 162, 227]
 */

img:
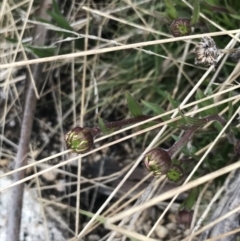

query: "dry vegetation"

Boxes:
[1, 0, 240, 241]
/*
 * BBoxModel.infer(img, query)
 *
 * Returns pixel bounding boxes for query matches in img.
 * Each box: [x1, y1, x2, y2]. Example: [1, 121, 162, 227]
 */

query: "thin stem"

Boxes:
[203, 114, 226, 126]
[168, 114, 234, 157]
[104, 115, 157, 129]
[203, 114, 235, 144]
[168, 125, 199, 157]
[70, 115, 160, 142]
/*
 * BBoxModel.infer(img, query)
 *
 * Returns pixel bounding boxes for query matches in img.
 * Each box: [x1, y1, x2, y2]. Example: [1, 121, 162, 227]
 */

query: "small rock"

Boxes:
[9, 120, 16, 127]
[0, 159, 8, 167]
[184, 228, 191, 237]
[55, 179, 65, 192]
[167, 213, 176, 223]
[155, 225, 168, 239]
[42, 169, 57, 181]
[177, 229, 182, 234]
[166, 222, 177, 230]
[88, 234, 100, 241]
[142, 221, 151, 233]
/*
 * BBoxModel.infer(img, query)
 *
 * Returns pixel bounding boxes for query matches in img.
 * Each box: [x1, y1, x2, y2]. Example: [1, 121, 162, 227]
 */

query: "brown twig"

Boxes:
[104, 115, 158, 129]
[5, 1, 51, 240]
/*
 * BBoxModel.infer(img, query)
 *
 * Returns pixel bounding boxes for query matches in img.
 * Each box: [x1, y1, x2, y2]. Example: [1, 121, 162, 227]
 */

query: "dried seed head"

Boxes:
[65, 127, 97, 154]
[144, 148, 172, 177]
[170, 19, 191, 37]
[167, 164, 184, 182]
[176, 209, 193, 227]
[192, 36, 220, 66]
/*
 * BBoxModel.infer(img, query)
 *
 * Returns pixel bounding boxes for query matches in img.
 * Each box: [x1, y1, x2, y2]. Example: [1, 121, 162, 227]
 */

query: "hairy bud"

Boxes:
[144, 148, 172, 177]
[176, 209, 193, 227]
[170, 19, 191, 37]
[192, 36, 219, 66]
[167, 164, 184, 182]
[65, 127, 98, 154]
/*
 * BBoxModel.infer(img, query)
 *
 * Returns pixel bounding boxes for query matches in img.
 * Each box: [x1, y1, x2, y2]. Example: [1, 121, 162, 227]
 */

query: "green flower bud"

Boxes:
[65, 127, 98, 154]
[144, 148, 172, 177]
[176, 209, 193, 227]
[167, 164, 184, 182]
[170, 18, 191, 37]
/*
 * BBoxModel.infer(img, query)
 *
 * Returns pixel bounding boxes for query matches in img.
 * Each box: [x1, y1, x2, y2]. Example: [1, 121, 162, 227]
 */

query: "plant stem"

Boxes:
[5, 1, 51, 241]
[203, 114, 235, 144]
[167, 114, 234, 157]
[104, 115, 157, 129]
[168, 125, 199, 157]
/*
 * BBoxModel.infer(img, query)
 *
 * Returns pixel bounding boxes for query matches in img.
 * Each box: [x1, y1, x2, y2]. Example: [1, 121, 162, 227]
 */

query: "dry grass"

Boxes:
[1, 0, 240, 241]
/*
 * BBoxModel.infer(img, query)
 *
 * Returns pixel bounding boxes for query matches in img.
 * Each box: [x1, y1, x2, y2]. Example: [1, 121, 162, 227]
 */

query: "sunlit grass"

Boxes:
[0, 0, 240, 240]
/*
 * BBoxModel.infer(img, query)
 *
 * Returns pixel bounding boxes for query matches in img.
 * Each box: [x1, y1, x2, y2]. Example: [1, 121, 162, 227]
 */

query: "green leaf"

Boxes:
[141, 100, 183, 128]
[67, 202, 106, 224]
[52, 0, 61, 15]
[5, 37, 56, 58]
[181, 187, 199, 210]
[167, 93, 179, 109]
[153, 11, 172, 24]
[47, 0, 73, 35]
[125, 91, 143, 117]
[191, 0, 200, 25]
[214, 121, 223, 132]
[178, 108, 206, 126]
[141, 100, 172, 127]
[164, 0, 178, 20]
[98, 116, 115, 135]
[26, 45, 56, 58]
[5, 37, 18, 44]
[36, 17, 52, 25]
[45, 2, 84, 50]
[48, 11, 73, 32]
[156, 88, 168, 98]
[196, 90, 218, 116]
[229, 13, 240, 20]
[79, 210, 105, 223]
[141, 100, 165, 115]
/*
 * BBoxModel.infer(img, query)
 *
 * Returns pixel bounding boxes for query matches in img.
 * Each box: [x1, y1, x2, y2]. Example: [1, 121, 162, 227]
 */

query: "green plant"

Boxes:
[2, 0, 240, 240]
[65, 91, 240, 194]
[154, 0, 233, 37]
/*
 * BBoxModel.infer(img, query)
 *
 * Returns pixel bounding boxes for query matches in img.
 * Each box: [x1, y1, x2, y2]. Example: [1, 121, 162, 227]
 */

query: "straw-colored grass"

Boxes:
[1, 0, 240, 241]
